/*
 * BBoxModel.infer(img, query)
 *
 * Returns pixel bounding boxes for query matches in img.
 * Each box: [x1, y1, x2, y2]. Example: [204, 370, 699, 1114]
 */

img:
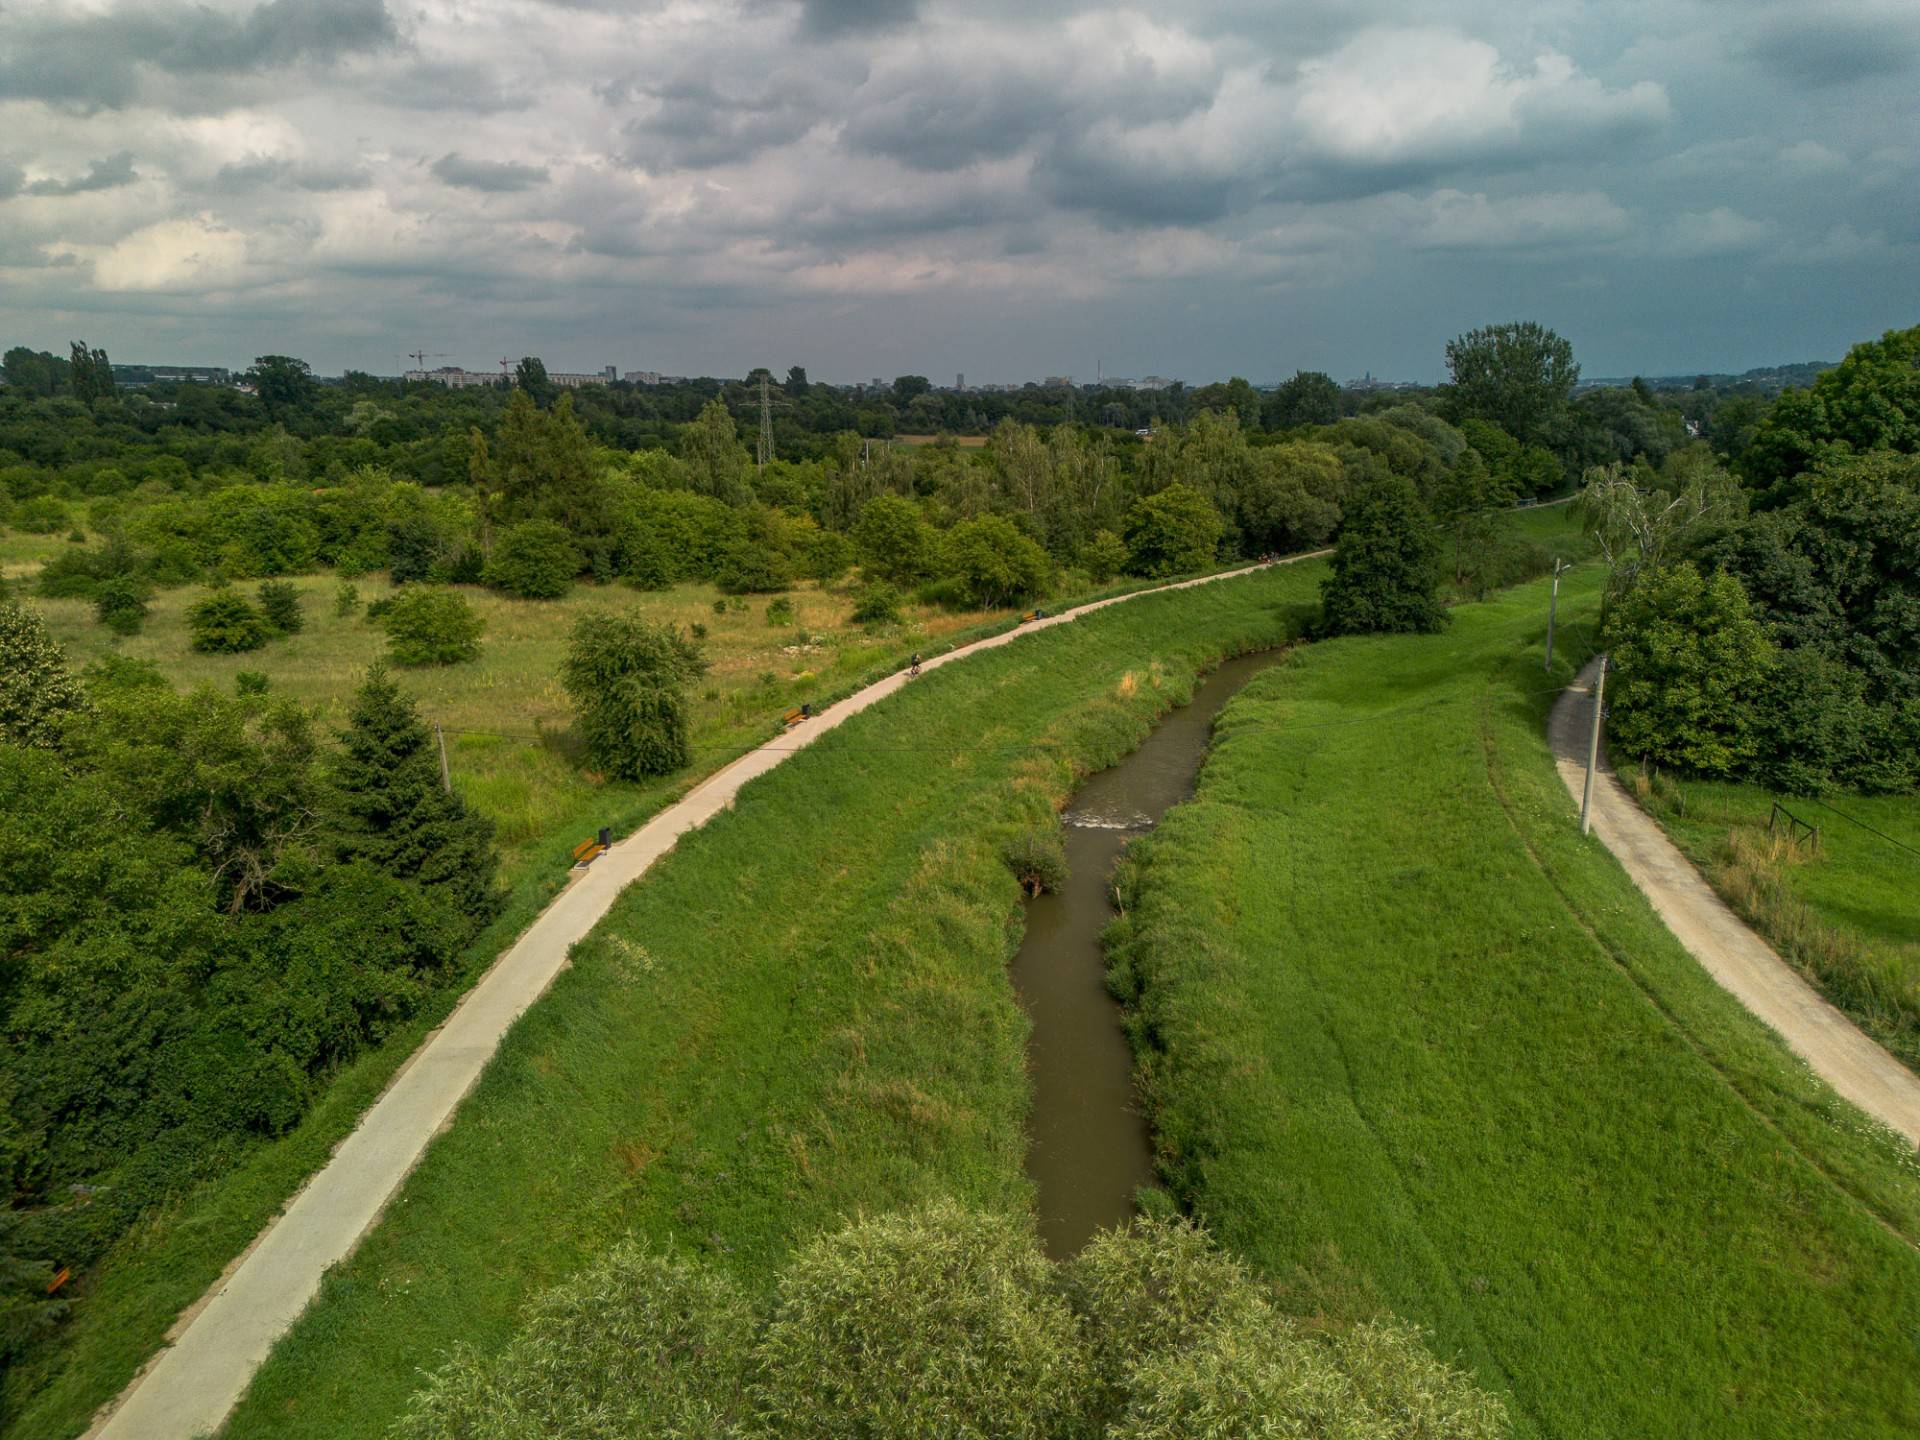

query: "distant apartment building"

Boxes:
[1134, 375, 1177, 391]
[1044, 375, 1073, 387]
[955, 372, 965, 390]
[549, 365, 618, 389]
[623, 370, 662, 385]
[1101, 377, 1137, 389]
[111, 363, 232, 386]
[404, 366, 502, 388]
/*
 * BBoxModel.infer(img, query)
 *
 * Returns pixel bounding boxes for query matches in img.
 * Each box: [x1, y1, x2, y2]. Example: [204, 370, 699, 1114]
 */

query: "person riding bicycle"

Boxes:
[909, 652, 922, 676]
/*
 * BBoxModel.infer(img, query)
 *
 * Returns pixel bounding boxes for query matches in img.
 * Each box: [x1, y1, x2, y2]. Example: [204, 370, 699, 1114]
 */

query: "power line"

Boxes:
[1800, 796, 1920, 862]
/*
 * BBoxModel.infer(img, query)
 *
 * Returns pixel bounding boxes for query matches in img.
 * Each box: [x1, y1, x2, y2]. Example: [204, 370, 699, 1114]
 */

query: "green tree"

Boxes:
[486, 519, 581, 599]
[785, 365, 810, 397]
[891, 374, 932, 403]
[853, 493, 932, 583]
[1123, 483, 1223, 577]
[851, 582, 902, 626]
[1264, 369, 1343, 429]
[1080, 528, 1128, 583]
[332, 667, 498, 924]
[514, 355, 553, 405]
[1237, 441, 1346, 553]
[378, 587, 484, 666]
[257, 579, 304, 634]
[187, 588, 272, 653]
[798, 528, 854, 584]
[1317, 472, 1446, 636]
[1603, 563, 1775, 778]
[559, 612, 707, 779]
[68, 341, 115, 403]
[247, 355, 316, 421]
[1741, 323, 1920, 501]
[1, 1208, 68, 1366]
[1, 346, 65, 396]
[0, 600, 87, 747]
[1444, 321, 1579, 447]
[680, 398, 752, 505]
[940, 514, 1053, 608]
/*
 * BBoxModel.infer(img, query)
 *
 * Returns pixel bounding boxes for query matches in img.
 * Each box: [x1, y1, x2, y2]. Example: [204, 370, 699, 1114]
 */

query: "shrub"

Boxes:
[1081, 529, 1128, 583]
[378, 587, 484, 667]
[486, 519, 581, 599]
[93, 574, 149, 635]
[0, 600, 87, 747]
[766, 596, 795, 626]
[234, 671, 271, 696]
[753, 1202, 1088, 1440]
[257, 579, 304, 635]
[187, 588, 271, 653]
[386, 513, 443, 586]
[1123, 483, 1223, 577]
[715, 541, 793, 595]
[800, 529, 855, 584]
[333, 581, 360, 618]
[1317, 473, 1447, 637]
[853, 494, 932, 583]
[558, 612, 707, 779]
[1003, 823, 1067, 897]
[851, 582, 902, 627]
[396, 1245, 755, 1440]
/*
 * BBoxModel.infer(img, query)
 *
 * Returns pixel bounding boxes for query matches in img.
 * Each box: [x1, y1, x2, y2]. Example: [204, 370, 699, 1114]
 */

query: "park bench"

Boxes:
[1020, 609, 1047, 623]
[571, 827, 612, 868]
[783, 703, 811, 728]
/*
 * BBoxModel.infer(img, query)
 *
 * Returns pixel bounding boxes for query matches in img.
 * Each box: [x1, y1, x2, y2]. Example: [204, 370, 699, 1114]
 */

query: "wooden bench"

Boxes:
[783, 703, 812, 728]
[1020, 609, 1047, 624]
[571, 835, 606, 868]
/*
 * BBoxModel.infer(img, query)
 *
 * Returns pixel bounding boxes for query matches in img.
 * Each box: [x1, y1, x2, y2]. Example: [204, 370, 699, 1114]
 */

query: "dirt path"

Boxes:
[88, 554, 1326, 1440]
[1550, 660, 1920, 1151]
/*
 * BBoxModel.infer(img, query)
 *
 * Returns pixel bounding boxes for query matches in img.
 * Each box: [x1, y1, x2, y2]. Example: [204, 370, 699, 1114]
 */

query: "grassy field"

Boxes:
[30, 561, 1325, 1440]
[0, 558, 1252, 1439]
[1621, 769, 1920, 1074]
[1107, 565, 1920, 1438]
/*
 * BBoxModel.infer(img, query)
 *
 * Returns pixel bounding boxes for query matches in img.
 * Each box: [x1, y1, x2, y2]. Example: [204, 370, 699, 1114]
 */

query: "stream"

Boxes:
[1010, 650, 1281, 1258]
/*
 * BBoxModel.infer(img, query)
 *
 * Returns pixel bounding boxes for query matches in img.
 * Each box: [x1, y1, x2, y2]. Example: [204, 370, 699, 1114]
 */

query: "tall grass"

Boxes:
[1108, 567, 1920, 1439]
[173, 562, 1329, 1439]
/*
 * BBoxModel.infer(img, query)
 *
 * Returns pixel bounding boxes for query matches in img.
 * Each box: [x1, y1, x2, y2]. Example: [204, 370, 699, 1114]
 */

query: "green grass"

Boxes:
[1, 561, 1271, 1440]
[1620, 768, 1920, 1072]
[1108, 563, 1920, 1439]
[133, 561, 1327, 1440]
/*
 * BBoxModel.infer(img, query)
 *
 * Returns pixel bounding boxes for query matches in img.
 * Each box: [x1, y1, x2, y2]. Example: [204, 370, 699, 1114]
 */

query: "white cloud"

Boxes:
[1663, 207, 1772, 259]
[59, 213, 250, 291]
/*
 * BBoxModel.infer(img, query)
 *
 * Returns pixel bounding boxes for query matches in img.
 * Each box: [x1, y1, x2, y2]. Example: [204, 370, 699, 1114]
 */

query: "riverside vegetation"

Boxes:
[1106, 559, 1920, 1439]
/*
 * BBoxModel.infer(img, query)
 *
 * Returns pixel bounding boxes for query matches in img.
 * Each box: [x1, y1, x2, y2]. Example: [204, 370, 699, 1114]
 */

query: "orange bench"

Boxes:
[783, 703, 812, 727]
[571, 831, 609, 868]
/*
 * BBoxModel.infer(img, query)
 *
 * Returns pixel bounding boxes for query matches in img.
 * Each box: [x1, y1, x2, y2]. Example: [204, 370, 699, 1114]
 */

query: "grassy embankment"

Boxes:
[1107, 561, 1920, 1438]
[1, 559, 1262, 1439]
[1621, 768, 1920, 1074]
[19, 560, 1322, 1440]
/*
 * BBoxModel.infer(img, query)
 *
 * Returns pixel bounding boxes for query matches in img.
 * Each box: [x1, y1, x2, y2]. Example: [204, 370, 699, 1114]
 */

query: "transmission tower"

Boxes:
[757, 372, 774, 473]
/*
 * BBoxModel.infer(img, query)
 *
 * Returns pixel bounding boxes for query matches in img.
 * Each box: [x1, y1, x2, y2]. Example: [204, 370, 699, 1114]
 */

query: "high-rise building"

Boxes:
[955, 372, 965, 390]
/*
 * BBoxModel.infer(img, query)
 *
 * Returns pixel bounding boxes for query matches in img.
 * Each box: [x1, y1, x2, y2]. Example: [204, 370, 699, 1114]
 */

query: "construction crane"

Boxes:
[407, 350, 449, 371]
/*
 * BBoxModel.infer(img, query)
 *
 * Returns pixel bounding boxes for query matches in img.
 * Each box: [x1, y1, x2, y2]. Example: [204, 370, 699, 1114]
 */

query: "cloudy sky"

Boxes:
[1, 0, 1915, 383]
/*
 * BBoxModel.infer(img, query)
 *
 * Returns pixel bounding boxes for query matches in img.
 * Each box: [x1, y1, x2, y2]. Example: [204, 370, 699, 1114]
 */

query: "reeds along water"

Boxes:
[1008, 651, 1282, 1257]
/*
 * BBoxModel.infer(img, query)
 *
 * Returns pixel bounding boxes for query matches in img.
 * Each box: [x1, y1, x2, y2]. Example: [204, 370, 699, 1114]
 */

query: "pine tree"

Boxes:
[0, 600, 87, 747]
[1317, 473, 1448, 636]
[332, 667, 499, 926]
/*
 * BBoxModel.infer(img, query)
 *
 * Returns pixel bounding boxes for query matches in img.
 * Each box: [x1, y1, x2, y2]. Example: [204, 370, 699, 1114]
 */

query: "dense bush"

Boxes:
[399, 1206, 1507, 1440]
[1317, 473, 1446, 637]
[485, 519, 581, 599]
[853, 494, 933, 583]
[378, 586, 484, 666]
[187, 587, 272, 653]
[0, 601, 87, 747]
[93, 573, 149, 635]
[1080, 529, 1128, 583]
[851, 582, 903, 627]
[559, 611, 707, 779]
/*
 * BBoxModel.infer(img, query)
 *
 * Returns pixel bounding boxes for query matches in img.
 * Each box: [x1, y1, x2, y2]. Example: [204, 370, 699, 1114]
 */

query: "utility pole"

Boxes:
[757, 372, 773, 474]
[435, 722, 451, 795]
[1544, 558, 1568, 671]
[1579, 657, 1607, 836]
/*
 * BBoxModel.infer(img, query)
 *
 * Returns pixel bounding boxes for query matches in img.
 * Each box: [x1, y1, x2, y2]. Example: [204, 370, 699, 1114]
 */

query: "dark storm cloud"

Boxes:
[0, 0, 397, 110]
[799, 0, 920, 41]
[1746, 14, 1920, 85]
[213, 158, 374, 193]
[0, 165, 24, 201]
[621, 72, 833, 170]
[840, 69, 1063, 171]
[430, 153, 551, 192]
[22, 152, 139, 197]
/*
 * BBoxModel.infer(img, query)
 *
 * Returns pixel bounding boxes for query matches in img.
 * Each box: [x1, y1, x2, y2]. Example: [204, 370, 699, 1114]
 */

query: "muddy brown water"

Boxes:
[1010, 650, 1282, 1257]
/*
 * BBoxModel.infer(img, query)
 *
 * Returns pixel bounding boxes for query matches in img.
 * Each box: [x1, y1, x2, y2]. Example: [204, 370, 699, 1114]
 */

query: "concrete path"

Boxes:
[90, 554, 1324, 1440]
[1550, 660, 1920, 1150]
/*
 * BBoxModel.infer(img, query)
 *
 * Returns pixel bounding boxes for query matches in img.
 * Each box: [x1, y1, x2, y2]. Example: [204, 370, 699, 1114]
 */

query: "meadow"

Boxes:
[1107, 563, 1920, 1438]
[1622, 768, 1920, 1073]
[49, 560, 1324, 1439]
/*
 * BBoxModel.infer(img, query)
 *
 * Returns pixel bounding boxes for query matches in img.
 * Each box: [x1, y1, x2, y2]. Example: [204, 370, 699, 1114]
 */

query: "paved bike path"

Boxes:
[1550, 660, 1920, 1150]
[91, 555, 1322, 1440]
